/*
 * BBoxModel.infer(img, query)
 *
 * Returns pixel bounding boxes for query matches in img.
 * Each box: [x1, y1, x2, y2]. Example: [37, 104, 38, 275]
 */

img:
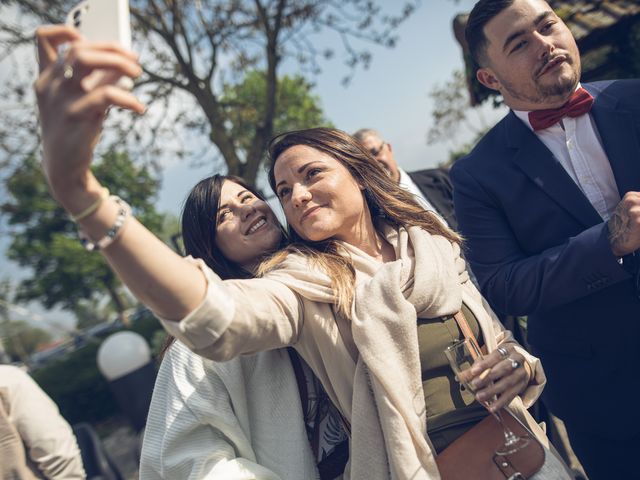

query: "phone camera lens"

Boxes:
[74, 19, 81, 28]
[73, 10, 80, 19]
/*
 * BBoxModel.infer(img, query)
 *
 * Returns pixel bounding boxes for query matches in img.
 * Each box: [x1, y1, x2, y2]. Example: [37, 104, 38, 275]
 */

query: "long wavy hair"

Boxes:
[260, 127, 461, 318]
[162, 174, 287, 356]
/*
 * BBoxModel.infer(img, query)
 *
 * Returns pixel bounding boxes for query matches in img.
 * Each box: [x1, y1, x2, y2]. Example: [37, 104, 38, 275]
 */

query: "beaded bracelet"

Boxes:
[70, 187, 110, 222]
[79, 196, 132, 252]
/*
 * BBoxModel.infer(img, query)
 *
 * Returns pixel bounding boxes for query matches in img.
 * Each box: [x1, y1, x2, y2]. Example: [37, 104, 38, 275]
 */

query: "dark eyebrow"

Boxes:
[502, 11, 554, 53]
[219, 189, 250, 211]
[275, 161, 323, 189]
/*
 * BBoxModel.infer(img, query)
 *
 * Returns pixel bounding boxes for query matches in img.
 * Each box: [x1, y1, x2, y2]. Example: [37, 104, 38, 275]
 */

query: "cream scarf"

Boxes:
[269, 223, 470, 479]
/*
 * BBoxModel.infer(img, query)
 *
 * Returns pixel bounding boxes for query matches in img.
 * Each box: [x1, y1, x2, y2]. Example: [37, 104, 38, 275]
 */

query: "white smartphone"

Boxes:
[65, 0, 134, 90]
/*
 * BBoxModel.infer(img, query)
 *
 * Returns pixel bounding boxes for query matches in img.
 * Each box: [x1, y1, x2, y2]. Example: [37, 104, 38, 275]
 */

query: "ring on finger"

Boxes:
[62, 63, 74, 80]
[497, 346, 509, 359]
[509, 358, 521, 370]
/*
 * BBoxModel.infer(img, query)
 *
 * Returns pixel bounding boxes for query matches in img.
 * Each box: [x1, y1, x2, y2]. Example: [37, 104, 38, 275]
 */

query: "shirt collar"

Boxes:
[512, 82, 583, 131]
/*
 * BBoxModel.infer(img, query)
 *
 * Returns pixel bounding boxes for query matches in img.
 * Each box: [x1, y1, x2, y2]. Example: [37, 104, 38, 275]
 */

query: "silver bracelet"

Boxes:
[79, 196, 132, 252]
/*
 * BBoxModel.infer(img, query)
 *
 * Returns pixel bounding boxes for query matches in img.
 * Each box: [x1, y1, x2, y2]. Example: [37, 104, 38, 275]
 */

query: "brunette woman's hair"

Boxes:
[181, 174, 284, 279]
[259, 127, 461, 318]
[161, 174, 286, 357]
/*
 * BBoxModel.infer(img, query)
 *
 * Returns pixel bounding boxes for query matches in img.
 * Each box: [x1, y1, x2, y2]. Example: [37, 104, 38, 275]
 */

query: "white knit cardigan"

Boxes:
[139, 341, 321, 479]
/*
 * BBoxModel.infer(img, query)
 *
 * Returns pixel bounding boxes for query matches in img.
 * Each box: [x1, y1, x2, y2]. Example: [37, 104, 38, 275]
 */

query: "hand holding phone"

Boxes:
[65, 0, 134, 90]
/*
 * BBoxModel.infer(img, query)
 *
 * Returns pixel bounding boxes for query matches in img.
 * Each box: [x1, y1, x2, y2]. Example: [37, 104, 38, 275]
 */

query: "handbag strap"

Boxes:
[453, 309, 482, 361]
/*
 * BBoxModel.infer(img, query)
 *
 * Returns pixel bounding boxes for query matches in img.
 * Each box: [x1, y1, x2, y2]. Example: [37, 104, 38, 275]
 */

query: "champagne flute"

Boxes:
[444, 338, 530, 456]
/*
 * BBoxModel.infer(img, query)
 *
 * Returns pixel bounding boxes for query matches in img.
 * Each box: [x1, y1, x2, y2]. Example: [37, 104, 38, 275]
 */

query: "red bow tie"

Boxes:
[528, 87, 594, 131]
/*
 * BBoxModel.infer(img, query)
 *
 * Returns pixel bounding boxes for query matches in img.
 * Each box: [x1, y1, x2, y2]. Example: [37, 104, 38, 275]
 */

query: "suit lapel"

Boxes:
[586, 84, 640, 196]
[504, 112, 602, 227]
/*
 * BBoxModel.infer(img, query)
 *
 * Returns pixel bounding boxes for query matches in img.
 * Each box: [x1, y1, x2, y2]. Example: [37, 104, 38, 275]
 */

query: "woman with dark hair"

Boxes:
[36, 26, 569, 479]
[179, 175, 285, 280]
[140, 173, 347, 479]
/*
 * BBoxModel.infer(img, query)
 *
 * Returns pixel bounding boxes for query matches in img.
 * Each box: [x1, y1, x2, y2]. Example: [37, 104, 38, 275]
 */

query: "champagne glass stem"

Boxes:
[492, 409, 520, 449]
[445, 339, 530, 456]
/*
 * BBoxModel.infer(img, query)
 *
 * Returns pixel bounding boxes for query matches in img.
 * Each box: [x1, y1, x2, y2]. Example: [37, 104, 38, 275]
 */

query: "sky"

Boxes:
[157, 0, 507, 216]
[0, 0, 508, 333]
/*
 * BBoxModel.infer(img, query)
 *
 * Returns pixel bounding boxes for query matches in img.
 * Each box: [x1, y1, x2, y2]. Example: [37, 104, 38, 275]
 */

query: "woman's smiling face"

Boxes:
[214, 180, 282, 267]
[273, 144, 368, 244]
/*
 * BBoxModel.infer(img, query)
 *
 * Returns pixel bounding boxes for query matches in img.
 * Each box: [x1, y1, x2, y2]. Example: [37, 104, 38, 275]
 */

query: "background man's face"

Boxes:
[359, 134, 401, 183]
[478, 0, 581, 110]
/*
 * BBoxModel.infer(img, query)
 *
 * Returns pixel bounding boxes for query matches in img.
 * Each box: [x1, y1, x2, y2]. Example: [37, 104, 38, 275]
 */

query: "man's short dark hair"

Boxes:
[465, 0, 515, 67]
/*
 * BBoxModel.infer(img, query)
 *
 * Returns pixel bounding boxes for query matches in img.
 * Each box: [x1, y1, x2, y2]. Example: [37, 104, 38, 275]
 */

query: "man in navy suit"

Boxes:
[450, 0, 640, 478]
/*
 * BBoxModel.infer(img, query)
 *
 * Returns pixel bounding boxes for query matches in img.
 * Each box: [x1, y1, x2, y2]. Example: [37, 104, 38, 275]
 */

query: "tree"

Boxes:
[427, 70, 487, 147]
[221, 69, 333, 158]
[1, 320, 52, 362]
[1, 151, 166, 320]
[0, 0, 419, 186]
[426, 69, 491, 166]
[73, 298, 115, 330]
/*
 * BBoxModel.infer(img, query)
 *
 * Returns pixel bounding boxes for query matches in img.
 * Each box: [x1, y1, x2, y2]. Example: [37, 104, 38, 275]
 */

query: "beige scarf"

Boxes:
[269, 223, 469, 479]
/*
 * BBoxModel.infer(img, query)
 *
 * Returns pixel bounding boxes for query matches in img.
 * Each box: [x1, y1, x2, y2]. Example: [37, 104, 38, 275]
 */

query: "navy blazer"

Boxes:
[451, 80, 640, 438]
[407, 168, 457, 230]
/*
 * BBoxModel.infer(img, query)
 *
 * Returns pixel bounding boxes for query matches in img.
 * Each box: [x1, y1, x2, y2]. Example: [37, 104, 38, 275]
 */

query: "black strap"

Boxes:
[317, 439, 350, 480]
[287, 348, 309, 421]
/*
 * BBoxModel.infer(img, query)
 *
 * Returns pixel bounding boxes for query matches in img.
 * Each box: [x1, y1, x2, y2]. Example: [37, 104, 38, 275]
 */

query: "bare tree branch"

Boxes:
[0, 0, 420, 185]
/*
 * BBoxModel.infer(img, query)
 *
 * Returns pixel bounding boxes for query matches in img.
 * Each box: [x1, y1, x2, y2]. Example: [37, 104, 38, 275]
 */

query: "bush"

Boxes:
[32, 310, 164, 425]
[32, 339, 117, 424]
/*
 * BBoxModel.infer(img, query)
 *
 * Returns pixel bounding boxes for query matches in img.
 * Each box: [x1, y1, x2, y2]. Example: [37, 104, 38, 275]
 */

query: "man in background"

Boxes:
[0, 365, 85, 479]
[353, 128, 457, 229]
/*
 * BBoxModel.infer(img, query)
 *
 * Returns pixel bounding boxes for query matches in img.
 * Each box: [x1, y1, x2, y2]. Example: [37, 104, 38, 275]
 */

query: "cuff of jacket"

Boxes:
[156, 256, 235, 352]
[512, 343, 546, 409]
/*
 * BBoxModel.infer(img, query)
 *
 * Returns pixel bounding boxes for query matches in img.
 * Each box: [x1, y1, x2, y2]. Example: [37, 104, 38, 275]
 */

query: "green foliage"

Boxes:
[156, 213, 182, 252]
[443, 129, 490, 167]
[221, 70, 333, 157]
[427, 70, 471, 145]
[1, 152, 166, 318]
[150, 329, 169, 360]
[73, 299, 113, 330]
[609, 22, 640, 80]
[1, 320, 52, 362]
[0, 1, 416, 187]
[0, 280, 11, 320]
[428, 70, 491, 157]
[31, 311, 164, 425]
[31, 339, 117, 424]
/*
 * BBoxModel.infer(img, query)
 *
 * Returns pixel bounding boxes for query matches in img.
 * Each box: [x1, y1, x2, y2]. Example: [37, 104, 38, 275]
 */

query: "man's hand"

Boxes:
[608, 192, 640, 257]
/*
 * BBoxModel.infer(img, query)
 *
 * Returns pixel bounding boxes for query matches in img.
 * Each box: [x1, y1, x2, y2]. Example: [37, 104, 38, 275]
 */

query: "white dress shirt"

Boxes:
[513, 89, 620, 220]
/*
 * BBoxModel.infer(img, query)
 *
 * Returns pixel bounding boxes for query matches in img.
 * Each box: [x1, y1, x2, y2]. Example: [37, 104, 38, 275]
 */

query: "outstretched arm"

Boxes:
[35, 26, 303, 362]
[35, 25, 206, 320]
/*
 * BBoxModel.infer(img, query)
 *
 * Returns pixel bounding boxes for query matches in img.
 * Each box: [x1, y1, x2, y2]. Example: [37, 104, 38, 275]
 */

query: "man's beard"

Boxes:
[500, 67, 579, 106]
